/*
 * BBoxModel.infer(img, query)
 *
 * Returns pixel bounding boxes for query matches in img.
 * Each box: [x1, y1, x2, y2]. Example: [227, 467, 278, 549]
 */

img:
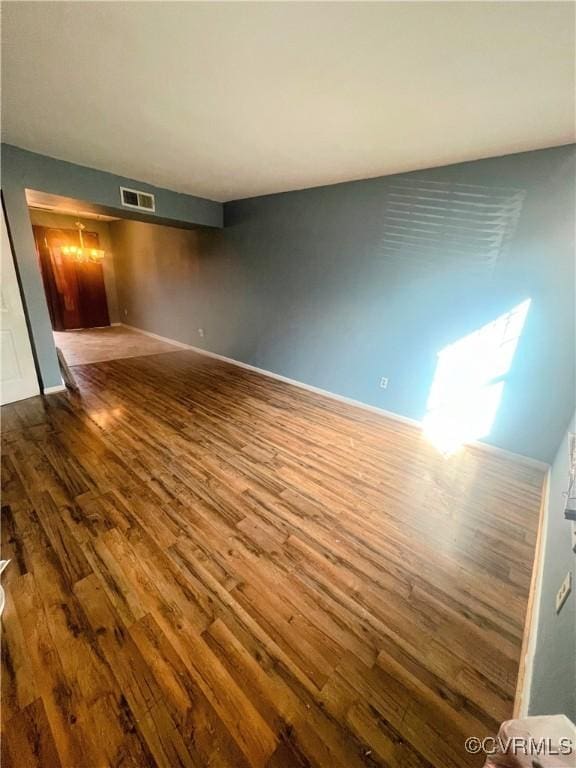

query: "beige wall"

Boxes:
[28, 209, 120, 323]
[110, 218, 230, 349]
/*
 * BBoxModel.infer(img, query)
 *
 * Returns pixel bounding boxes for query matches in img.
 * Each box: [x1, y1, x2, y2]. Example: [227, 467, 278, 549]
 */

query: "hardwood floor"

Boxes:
[1, 350, 544, 768]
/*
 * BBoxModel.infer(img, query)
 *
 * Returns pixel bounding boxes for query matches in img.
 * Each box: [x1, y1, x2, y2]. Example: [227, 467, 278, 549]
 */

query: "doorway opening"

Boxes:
[27, 189, 181, 369]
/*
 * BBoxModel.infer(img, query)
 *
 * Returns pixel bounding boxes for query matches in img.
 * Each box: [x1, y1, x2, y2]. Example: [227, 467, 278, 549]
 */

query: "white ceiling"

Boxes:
[2, 2, 575, 202]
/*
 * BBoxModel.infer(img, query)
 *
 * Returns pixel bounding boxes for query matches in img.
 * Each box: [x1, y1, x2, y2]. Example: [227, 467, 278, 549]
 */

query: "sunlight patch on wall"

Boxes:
[423, 299, 531, 455]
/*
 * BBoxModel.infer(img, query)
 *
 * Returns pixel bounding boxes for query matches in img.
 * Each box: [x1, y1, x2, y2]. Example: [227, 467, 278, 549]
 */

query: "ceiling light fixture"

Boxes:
[61, 221, 105, 263]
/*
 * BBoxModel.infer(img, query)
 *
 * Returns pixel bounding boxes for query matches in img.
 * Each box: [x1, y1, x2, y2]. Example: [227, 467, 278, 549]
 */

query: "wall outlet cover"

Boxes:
[555, 571, 572, 614]
[379, 377, 389, 389]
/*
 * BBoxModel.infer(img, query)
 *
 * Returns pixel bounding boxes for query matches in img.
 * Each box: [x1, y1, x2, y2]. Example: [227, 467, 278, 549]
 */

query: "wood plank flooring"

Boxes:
[1, 350, 545, 767]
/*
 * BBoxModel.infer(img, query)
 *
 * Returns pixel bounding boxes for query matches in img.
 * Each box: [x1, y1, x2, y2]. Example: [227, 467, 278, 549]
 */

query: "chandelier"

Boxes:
[61, 221, 105, 263]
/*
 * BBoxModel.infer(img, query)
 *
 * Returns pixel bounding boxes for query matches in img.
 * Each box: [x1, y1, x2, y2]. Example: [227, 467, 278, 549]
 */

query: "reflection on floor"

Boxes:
[53, 325, 180, 366]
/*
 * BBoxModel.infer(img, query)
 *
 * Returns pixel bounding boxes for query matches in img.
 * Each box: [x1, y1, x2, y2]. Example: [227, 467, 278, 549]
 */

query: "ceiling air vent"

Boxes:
[120, 187, 156, 212]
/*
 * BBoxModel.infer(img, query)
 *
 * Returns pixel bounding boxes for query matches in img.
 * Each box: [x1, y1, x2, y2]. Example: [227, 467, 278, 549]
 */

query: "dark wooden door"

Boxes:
[33, 225, 110, 330]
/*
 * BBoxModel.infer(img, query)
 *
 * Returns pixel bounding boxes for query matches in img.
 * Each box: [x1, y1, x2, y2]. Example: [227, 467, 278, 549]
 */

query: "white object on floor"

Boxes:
[483, 715, 576, 767]
[0, 559, 11, 615]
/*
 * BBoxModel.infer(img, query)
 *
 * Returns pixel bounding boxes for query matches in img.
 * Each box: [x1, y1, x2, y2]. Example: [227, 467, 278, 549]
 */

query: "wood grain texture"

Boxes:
[33, 225, 110, 331]
[1, 349, 545, 767]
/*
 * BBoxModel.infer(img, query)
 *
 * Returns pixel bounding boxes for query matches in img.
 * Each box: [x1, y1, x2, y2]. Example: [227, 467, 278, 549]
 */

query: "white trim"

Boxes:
[470, 440, 549, 472]
[43, 383, 66, 395]
[120, 186, 156, 213]
[514, 469, 551, 717]
[123, 324, 195, 352]
[122, 323, 549, 472]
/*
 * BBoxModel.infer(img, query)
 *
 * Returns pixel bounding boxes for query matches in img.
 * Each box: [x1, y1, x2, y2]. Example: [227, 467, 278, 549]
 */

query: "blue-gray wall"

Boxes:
[2, 143, 574, 461]
[1, 143, 222, 388]
[529, 410, 576, 721]
[217, 146, 575, 462]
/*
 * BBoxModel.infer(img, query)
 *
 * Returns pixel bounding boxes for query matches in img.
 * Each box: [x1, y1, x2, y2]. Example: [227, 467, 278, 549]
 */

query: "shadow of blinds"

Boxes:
[381, 180, 526, 274]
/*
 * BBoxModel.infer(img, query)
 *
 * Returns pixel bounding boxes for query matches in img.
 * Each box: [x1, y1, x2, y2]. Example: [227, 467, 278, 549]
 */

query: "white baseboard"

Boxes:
[43, 383, 66, 395]
[123, 323, 196, 352]
[122, 324, 423, 431]
[122, 323, 549, 472]
[514, 469, 551, 717]
[471, 440, 549, 472]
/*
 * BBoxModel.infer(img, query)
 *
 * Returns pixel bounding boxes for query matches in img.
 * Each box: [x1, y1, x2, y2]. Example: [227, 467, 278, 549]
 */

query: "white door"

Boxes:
[0, 203, 40, 405]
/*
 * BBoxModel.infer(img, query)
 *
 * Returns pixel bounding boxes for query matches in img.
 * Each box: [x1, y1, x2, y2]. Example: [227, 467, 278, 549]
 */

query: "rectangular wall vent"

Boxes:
[120, 187, 156, 212]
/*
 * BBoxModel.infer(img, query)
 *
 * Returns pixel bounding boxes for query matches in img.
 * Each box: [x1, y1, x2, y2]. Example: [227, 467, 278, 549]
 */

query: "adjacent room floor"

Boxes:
[1, 350, 544, 768]
[53, 325, 180, 366]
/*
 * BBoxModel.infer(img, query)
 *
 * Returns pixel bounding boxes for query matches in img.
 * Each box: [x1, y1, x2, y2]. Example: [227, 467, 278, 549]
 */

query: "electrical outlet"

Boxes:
[555, 571, 572, 614]
[198, 328, 205, 338]
[379, 377, 389, 390]
[571, 522, 576, 555]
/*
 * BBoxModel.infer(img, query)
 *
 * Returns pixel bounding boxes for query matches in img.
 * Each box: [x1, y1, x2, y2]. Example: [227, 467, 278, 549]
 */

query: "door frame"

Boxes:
[1, 195, 42, 403]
